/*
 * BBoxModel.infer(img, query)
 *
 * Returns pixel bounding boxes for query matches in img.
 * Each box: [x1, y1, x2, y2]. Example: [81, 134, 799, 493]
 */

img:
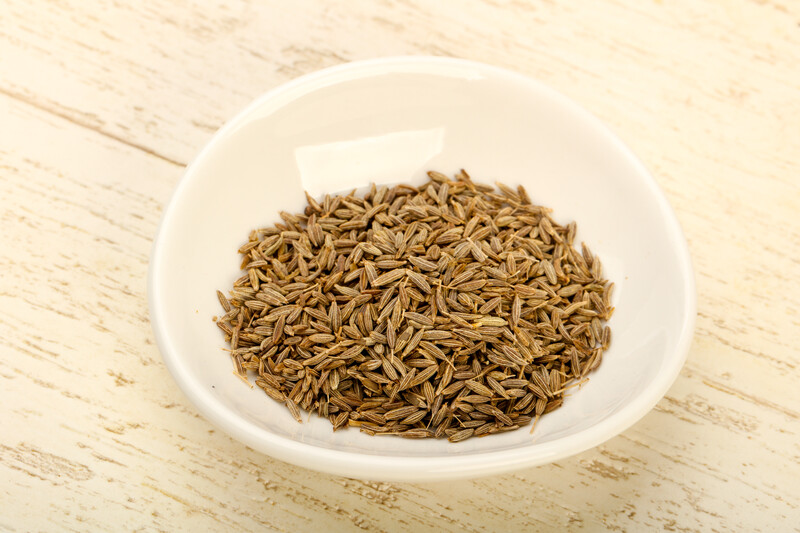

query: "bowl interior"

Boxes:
[150, 58, 694, 479]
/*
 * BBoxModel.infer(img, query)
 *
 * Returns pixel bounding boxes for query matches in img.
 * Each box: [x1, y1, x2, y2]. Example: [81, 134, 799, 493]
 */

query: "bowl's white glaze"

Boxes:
[149, 57, 695, 481]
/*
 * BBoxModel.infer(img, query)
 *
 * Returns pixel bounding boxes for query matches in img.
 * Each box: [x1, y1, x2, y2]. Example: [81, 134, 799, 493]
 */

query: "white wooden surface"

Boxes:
[2, 1, 799, 531]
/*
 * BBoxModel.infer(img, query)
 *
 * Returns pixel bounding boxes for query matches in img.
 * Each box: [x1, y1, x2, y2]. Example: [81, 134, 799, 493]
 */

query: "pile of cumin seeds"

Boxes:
[215, 170, 613, 442]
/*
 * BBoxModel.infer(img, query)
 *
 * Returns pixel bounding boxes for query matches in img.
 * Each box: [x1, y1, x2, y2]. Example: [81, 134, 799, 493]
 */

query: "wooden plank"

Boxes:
[1, 0, 799, 531]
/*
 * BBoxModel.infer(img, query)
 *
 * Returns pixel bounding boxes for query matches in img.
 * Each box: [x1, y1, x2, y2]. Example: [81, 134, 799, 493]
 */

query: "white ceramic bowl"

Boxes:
[149, 57, 695, 481]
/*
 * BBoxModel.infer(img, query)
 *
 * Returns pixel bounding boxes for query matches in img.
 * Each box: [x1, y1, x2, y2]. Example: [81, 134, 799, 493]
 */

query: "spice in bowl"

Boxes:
[215, 170, 613, 442]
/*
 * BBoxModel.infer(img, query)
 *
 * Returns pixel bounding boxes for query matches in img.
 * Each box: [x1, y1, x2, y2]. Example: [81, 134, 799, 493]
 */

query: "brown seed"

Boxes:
[328, 301, 341, 333]
[511, 294, 521, 328]
[448, 428, 475, 443]
[601, 326, 611, 349]
[406, 365, 439, 388]
[464, 380, 495, 398]
[403, 312, 433, 327]
[400, 409, 428, 425]
[406, 270, 432, 294]
[542, 260, 558, 285]
[441, 380, 466, 396]
[486, 376, 510, 399]
[286, 400, 303, 423]
[372, 269, 407, 287]
[478, 296, 502, 315]
[384, 405, 419, 421]
[308, 333, 335, 344]
[216, 290, 231, 312]
[399, 428, 433, 439]
[408, 256, 438, 271]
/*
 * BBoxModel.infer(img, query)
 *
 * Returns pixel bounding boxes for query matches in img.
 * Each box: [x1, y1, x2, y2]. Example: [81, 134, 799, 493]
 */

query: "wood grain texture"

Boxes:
[1, 0, 799, 531]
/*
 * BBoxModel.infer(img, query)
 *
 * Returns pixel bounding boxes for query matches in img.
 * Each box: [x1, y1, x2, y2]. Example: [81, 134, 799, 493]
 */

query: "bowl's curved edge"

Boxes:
[148, 56, 697, 482]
